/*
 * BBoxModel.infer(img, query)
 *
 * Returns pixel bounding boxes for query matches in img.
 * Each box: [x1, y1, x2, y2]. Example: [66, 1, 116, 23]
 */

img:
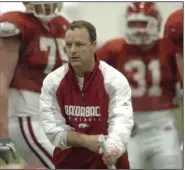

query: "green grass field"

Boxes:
[175, 105, 183, 142]
[0, 106, 183, 168]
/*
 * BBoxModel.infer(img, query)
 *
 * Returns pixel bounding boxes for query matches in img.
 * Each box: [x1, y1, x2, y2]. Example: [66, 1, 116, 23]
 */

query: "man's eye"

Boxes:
[66, 44, 72, 47]
[77, 43, 84, 46]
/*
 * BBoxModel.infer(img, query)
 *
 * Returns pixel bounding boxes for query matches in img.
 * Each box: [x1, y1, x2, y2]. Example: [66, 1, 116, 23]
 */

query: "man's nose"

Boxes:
[71, 44, 77, 52]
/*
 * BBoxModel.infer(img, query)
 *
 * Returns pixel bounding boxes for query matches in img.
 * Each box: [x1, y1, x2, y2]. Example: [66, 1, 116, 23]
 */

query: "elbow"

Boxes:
[40, 116, 74, 150]
[48, 128, 73, 150]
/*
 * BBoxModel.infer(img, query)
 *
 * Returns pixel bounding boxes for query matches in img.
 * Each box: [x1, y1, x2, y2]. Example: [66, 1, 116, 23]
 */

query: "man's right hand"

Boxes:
[83, 135, 101, 153]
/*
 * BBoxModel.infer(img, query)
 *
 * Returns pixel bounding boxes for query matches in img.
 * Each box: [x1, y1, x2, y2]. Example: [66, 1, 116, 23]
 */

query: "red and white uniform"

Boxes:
[164, 9, 183, 56]
[97, 38, 182, 168]
[0, 11, 69, 168]
[97, 39, 179, 111]
[163, 9, 183, 85]
[40, 57, 134, 169]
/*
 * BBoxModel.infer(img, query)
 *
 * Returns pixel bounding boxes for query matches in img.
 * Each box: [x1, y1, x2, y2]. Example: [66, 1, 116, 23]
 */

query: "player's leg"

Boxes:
[9, 116, 55, 169]
[127, 135, 146, 169]
[151, 119, 182, 169]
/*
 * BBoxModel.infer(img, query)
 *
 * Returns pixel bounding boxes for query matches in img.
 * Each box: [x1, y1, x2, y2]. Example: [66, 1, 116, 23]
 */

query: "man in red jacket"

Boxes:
[40, 20, 134, 169]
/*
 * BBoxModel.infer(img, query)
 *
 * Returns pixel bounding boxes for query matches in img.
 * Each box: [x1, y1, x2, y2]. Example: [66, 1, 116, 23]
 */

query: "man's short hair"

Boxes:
[66, 20, 97, 43]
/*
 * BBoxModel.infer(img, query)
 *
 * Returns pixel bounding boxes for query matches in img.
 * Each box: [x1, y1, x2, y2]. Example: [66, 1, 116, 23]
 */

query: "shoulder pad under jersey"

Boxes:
[0, 22, 20, 38]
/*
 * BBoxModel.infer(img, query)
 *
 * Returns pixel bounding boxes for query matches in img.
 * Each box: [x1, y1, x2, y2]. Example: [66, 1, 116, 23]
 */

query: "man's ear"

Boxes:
[92, 40, 97, 53]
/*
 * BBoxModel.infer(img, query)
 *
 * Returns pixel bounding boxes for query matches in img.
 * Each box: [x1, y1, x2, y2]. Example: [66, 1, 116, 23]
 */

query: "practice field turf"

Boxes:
[175, 104, 183, 142]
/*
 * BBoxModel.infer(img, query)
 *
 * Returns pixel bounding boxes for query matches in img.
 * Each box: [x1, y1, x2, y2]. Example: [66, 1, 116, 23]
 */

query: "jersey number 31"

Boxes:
[124, 59, 162, 97]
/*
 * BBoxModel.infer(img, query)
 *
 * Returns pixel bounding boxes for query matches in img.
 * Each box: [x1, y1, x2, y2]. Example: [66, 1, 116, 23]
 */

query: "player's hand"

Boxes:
[84, 135, 101, 153]
[0, 139, 16, 164]
[102, 146, 119, 166]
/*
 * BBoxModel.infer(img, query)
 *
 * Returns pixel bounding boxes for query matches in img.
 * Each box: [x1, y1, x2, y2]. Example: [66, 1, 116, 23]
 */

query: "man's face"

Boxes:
[65, 28, 96, 68]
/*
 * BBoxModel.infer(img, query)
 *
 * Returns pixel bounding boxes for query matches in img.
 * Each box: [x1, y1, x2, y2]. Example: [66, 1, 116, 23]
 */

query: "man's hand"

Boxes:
[102, 146, 119, 166]
[83, 135, 101, 153]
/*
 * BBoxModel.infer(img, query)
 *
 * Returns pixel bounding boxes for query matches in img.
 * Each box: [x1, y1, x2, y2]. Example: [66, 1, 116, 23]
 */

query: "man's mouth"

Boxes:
[71, 56, 79, 60]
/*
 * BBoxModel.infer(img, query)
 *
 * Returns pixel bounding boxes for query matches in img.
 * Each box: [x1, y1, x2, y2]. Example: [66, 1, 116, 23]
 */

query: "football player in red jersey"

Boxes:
[164, 9, 183, 83]
[97, 2, 182, 169]
[0, 2, 69, 168]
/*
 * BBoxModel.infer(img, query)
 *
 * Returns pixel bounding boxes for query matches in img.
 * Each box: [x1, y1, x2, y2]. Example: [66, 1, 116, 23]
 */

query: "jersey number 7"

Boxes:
[40, 37, 68, 74]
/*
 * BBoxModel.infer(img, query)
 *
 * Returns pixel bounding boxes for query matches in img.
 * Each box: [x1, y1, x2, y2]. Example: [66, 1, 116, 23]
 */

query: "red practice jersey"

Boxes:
[164, 9, 183, 55]
[97, 38, 179, 111]
[163, 9, 183, 85]
[0, 11, 69, 93]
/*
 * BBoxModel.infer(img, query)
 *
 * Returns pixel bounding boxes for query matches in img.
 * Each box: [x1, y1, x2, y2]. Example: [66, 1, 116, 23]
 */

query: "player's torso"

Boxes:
[116, 41, 178, 111]
[9, 13, 69, 93]
[56, 67, 109, 135]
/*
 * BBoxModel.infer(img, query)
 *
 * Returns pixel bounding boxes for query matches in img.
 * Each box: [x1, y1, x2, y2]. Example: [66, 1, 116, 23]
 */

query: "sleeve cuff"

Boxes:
[105, 138, 127, 157]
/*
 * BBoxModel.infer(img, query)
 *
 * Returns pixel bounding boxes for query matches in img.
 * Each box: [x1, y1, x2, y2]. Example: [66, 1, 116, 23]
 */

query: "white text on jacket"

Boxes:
[65, 105, 100, 117]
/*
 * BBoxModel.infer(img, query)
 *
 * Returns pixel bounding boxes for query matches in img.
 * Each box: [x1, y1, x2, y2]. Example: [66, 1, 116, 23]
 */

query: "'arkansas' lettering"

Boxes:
[65, 105, 100, 117]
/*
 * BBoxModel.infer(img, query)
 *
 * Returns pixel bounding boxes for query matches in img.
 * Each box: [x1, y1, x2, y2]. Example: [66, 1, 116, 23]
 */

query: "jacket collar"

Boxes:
[68, 54, 100, 93]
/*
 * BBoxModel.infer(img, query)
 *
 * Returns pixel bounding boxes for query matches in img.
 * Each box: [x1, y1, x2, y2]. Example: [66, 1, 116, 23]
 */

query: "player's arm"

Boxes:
[106, 71, 134, 157]
[0, 22, 21, 139]
[164, 9, 183, 80]
[40, 75, 74, 150]
[176, 54, 183, 81]
[40, 75, 101, 152]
